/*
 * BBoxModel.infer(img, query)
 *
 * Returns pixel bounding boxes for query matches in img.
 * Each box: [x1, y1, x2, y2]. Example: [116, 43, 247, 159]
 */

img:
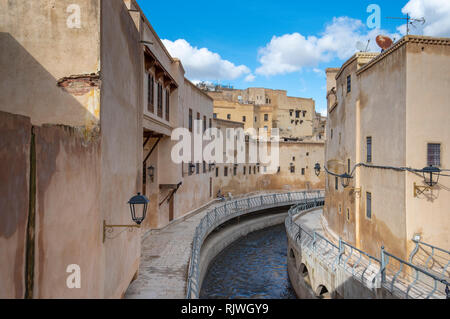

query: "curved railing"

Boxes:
[286, 204, 449, 299]
[186, 190, 324, 299]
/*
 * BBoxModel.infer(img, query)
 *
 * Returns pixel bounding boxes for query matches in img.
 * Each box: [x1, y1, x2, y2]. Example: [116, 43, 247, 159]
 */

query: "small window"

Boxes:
[196, 163, 200, 174]
[338, 203, 342, 214]
[427, 143, 441, 167]
[209, 118, 212, 129]
[157, 83, 163, 117]
[347, 208, 350, 221]
[301, 168, 305, 175]
[295, 110, 300, 118]
[224, 167, 228, 177]
[366, 192, 372, 219]
[290, 110, 294, 116]
[255, 116, 257, 123]
[348, 159, 351, 173]
[306, 152, 309, 156]
[203, 116, 207, 133]
[213, 113, 218, 119]
[148, 74, 154, 113]
[233, 166, 237, 176]
[254, 166, 256, 174]
[203, 161, 206, 174]
[331, 129, 333, 139]
[290, 165, 295, 173]
[249, 166, 252, 175]
[242, 116, 246, 122]
[216, 167, 219, 177]
[292, 156, 296, 161]
[243, 167, 246, 175]
[227, 114, 231, 120]
[264, 114, 269, 122]
[188, 109, 193, 132]
[165, 89, 170, 121]
[335, 176, 338, 190]
[367, 137, 372, 163]
[347, 75, 351, 93]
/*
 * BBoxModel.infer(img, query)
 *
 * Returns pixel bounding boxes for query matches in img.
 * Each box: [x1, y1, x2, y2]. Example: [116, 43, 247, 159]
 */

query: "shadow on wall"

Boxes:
[0, 33, 103, 299]
[0, 32, 99, 127]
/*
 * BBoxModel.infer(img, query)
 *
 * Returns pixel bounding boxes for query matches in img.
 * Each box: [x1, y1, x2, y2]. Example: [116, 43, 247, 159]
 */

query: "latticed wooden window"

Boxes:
[157, 83, 163, 117]
[427, 143, 441, 167]
[165, 89, 170, 121]
[148, 74, 154, 113]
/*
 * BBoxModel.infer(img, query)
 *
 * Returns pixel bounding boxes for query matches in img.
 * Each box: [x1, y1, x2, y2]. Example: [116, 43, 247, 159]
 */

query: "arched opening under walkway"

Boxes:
[316, 285, 331, 299]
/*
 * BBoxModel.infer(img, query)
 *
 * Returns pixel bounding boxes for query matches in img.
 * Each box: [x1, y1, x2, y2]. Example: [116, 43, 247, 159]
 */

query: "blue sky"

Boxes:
[136, 0, 450, 115]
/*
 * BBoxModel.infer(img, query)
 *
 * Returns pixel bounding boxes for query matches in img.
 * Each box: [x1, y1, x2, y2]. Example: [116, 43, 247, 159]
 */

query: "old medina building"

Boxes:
[0, 0, 325, 299]
[200, 84, 327, 193]
[323, 35, 450, 267]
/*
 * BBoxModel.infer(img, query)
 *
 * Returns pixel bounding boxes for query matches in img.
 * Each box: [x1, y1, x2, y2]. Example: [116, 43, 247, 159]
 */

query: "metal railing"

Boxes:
[186, 190, 325, 299]
[382, 247, 449, 299]
[409, 239, 450, 280]
[287, 203, 449, 299]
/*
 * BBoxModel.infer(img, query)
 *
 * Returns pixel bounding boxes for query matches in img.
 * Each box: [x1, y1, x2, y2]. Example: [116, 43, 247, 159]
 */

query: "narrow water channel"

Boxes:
[200, 223, 297, 299]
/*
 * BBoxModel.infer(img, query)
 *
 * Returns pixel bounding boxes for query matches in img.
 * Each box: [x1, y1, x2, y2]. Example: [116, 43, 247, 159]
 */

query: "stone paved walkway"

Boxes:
[125, 191, 304, 299]
[125, 203, 217, 299]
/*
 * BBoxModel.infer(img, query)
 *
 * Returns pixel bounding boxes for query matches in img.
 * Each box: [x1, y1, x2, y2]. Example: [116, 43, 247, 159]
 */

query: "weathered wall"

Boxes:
[0, 0, 101, 127]
[100, 0, 143, 298]
[404, 39, 450, 255]
[357, 47, 408, 259]
[33, 125, 102, 298]
[0, 111, 31, 299]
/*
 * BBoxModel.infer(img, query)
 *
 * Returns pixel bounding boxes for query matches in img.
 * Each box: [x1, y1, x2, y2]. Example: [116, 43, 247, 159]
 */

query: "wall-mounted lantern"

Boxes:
[314, 163, 321, 176]
[414, 165, 441, 197]
[148, 165, 155, 182]
[103, 193, 150, 243]
[340, 173, 353, 188]
[189, 163, 196, 174]
[422, 165, 441, 187]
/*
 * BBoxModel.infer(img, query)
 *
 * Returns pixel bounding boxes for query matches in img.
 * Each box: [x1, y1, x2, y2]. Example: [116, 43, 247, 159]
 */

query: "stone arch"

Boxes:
[289, 248, 297, 268]
[316, 285, 331, 299]
[299, 263, 311, 288]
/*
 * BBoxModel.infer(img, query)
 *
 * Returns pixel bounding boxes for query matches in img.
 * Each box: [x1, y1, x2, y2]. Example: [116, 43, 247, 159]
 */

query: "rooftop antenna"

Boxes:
[386, 13, 426, 35]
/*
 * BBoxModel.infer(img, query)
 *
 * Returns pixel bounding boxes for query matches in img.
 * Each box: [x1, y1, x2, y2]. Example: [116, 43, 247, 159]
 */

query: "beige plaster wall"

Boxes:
[404, 40, 450, 255]
[0, 0, 101, 128]
[100, 0, 143, 298]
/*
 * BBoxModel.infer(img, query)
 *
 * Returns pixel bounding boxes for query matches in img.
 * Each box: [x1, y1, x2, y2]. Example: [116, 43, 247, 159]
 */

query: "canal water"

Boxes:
[200, 223, 297, 299]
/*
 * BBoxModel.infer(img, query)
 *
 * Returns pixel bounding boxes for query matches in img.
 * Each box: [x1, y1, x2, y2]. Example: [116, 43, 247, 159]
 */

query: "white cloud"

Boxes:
[400, 0, 450, 37]
[256, 17, 399, 76]
[162, 39, 250, 81]
[244, 74, 256, 82]
[319, 109, 328, 117]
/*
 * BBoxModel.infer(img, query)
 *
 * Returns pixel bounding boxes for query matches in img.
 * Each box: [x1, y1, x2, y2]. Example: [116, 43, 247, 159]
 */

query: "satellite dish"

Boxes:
[376, 35, 393, 51]
[356, 40, 371, 52]
[356, 41, 366, 52]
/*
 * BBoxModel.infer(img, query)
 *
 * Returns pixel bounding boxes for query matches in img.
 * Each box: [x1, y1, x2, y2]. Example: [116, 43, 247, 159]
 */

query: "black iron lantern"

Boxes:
[128, 193, 150, 225]
[148, 165, 155, 182]
[422, 166, 441, 187]
[340, 173, 353, 188]
[314, 163, 321, 176]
